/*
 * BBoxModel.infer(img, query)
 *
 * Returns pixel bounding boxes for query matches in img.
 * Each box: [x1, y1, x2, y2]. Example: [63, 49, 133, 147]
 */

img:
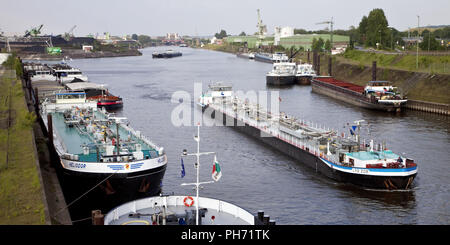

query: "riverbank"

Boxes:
[0, 66, 46, 224]
[17, 48, 142, 61]
[0, 55, 71, 225]
[201, 45, 449, 112]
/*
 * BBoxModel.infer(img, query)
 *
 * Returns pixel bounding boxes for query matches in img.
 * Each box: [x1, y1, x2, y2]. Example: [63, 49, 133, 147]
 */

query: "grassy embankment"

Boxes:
[202, 43, 450, 104]
[292, 50, 450, 104]
[0, 55, 45, 224]
[202, 43, 241, 54]
[338, 49, 450, 75]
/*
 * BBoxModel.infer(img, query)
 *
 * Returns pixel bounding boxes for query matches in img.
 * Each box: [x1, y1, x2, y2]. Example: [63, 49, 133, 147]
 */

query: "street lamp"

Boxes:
[416, 15, 420, 70]
[379, 29, 382, 49]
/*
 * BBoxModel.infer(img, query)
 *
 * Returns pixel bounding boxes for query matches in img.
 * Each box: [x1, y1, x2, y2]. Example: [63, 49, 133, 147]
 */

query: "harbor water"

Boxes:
[63, 47, 448, 224]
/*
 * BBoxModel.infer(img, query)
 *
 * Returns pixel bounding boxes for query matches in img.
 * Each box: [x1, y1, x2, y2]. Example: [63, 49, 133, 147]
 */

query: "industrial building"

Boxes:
[225, 33, 349, 51]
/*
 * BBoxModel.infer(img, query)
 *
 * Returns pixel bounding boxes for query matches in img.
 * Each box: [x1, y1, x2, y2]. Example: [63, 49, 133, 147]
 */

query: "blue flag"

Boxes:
[180, 158, 185, 178]
[350, 125, 357, 136]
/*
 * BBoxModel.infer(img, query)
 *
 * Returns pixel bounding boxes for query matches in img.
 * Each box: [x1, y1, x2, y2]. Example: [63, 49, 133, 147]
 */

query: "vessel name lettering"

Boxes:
[352, 168, 369, 174]
[68, 162, 86, 169]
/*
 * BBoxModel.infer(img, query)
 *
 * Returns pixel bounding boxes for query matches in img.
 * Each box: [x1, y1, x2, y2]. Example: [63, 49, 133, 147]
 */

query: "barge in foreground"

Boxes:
[198, 83, 417, 190]
[311, 77, 407, 112]
[40, 91, 167, 205]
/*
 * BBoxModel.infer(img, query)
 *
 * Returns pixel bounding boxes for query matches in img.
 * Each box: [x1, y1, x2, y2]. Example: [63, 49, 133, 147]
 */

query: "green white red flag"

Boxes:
[212, 155, 222, 182]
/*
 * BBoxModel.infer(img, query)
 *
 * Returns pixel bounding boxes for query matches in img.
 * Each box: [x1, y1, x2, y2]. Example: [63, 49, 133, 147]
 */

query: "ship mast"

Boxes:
[354, 120, 365, 151]
[181, 123, 215, 225]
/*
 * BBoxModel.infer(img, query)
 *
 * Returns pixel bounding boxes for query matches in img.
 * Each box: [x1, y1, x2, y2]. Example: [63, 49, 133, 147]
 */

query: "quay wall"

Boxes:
[405, 99, 449, 115]
[20, 61, 72, 224]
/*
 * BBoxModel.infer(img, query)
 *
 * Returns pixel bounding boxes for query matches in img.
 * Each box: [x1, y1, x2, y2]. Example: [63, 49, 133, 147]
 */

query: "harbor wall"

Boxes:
[20, 61, 72, 224]
[404, 99, 449, 115]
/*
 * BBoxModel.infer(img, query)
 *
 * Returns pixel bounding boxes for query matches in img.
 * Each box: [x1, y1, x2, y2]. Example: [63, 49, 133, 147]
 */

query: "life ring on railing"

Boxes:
[183, 196, 194, 207]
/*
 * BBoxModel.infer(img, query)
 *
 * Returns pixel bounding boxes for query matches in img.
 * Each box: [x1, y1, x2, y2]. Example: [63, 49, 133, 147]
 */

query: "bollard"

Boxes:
[328, 55, 332, 76]
[317, 54, 321, 75]
[257, 210, 264, 222]
[372, 61, 377, 81]
[307, 50, 310, 63]
[47, 114, 53, 147]
[92, 210, 104, 225]
[263, 215, 270, 225]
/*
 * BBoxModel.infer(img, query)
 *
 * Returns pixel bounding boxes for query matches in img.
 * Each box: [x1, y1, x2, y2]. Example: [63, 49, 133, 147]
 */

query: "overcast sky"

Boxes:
[1, 0, 449, 37]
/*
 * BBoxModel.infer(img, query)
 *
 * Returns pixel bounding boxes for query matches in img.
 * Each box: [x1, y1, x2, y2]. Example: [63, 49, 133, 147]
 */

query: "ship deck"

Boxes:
[314, 77, 365, 93]
[51, 110, 158, 161]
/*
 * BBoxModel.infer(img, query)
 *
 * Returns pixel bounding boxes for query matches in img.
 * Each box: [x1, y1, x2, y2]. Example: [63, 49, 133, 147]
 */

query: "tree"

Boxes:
[420, 35, 441, 51]
[358, 15, 368, 44]
[239, 31, 246, 36]
[312, 37, 325, 52]
[215, 30, 228, 39]
[365, 9, 389, 48]
[324, 39, 331, 52]
[131, 34, 138, 40]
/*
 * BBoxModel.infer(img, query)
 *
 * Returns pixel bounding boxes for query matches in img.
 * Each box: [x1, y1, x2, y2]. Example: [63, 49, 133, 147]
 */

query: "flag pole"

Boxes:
[181, 123, 216, 225]
[195, 123, 200, 225]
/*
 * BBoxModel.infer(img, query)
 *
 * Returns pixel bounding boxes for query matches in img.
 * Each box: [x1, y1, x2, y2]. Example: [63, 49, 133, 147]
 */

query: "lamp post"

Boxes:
[416, 15, 420, 70]
[379, 29, 382, 49]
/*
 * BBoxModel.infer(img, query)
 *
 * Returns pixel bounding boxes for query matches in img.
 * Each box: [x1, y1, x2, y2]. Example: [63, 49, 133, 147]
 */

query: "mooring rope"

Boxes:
[51, 169, 119, 223]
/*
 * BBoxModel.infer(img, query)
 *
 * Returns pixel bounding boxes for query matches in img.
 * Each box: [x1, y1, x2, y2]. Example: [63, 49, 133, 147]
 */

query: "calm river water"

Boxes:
[64, 47, 448, 225]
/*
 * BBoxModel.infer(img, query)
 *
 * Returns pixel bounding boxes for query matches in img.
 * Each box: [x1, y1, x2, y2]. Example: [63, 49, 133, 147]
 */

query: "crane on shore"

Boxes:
[64, 25, 77, 41]
[256, 9, 267, 48]
[24, 24, 43, 37]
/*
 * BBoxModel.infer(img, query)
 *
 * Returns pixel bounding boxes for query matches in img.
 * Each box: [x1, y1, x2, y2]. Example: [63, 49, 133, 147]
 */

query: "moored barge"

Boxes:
[311, 77, 407, 112]
[40, 91, 167, 207]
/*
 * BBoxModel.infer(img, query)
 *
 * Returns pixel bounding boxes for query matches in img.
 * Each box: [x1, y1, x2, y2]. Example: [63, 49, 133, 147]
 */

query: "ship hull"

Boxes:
[266, 75, 295, 86]
[311, 79, 405, 112]
[295, 75, 312, 85]
[209, 108, 416, 189]
[254, 54, 273, 63]
[97, 100, 123, 110]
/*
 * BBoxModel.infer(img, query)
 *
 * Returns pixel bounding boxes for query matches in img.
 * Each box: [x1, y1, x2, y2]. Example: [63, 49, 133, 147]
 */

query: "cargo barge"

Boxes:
[40, 91, 167, 209]
[266, 62, 296, 86]
[198, 83, 417, 190]
[311, 77, 407, 112]
[152, 50, 182, 58]
[65, 82, 123, 110]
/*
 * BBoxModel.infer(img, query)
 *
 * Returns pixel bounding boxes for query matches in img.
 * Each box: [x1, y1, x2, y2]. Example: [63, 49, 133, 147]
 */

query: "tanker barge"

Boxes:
[40, 91, 167, 211]
[311, 77, 407, 112]
[198, 83, 417, 190]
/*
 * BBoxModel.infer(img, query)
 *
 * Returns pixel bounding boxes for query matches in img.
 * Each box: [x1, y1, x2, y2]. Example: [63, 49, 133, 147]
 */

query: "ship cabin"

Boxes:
[55, 91, 87, 104]
[272, 52, 289, 63]
[207, 83, 233, 99]
[364, 81, 396, 93]
[340, 150, 415, 169]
